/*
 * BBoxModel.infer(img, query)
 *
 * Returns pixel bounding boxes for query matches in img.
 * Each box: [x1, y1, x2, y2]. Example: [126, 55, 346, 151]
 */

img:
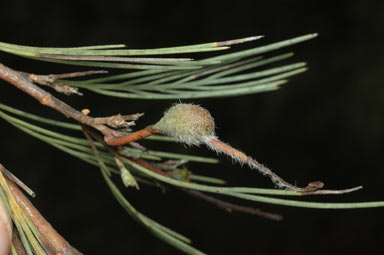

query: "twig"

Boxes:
[102, 123, 324, 193]
[83, 126, 276, 218]
[104, 125, 159, 146]
[26, 70, 107, 96]
[103, 126, 362, 196]
[28, 70, 107, 80]
[128, 141, 147, 151]
[0, 167, 35, 197]
[94, 113, 144, 128]
[82, 126, 166, 190]
[79, 110, 145, 149]
[102, 125, 325, 193]
[123, 150, 283, 221]
[28, 74, 83, 96]
[183, 189, 283, 221]
[0, 62, 126, 137]
[155, 160, 189, 170]
[84, 128, 283, 221]
[129, 156, 283, 221]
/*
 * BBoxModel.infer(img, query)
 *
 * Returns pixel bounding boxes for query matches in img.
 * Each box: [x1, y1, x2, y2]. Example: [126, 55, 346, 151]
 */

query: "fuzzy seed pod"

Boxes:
[152, 103, 325, 192]
[154, 103, 216, 146]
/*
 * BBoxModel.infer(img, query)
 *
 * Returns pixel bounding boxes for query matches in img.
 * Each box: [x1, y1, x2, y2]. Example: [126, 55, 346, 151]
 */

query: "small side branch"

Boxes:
[26, 70, 106, 96]
[83, 127, 282, 221]
[94, 113, 144, 128]
[183, 189, 283, 221]
[1, 167, 35, 197]
[28, 74, 83, 95]
[29, 70, 107, 80]
[104, 125, 159, 146]
[0, 62, 130, 138]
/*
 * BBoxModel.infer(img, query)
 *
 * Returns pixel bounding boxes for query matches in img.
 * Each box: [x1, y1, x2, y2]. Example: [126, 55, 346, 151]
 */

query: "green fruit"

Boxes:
[154, 104, 215, 145]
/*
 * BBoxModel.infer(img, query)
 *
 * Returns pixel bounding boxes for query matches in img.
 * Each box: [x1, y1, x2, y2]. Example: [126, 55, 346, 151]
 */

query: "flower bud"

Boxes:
[154, 103, 216, 146]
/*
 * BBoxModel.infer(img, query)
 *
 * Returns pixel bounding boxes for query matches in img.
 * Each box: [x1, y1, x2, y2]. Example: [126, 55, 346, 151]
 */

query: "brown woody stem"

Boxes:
[6, 179, 82, 255]
[0, 62, 124, 138]
[0, 164, 82, 255]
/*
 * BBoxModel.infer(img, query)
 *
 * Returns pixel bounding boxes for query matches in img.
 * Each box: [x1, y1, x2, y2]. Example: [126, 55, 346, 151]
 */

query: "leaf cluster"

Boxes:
[1, 35, 383, 255]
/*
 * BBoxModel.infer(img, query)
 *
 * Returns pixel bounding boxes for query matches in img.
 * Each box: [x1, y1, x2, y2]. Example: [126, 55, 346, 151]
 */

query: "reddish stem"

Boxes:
[208, 138, 324, 193]
[105, 125, 159, 146]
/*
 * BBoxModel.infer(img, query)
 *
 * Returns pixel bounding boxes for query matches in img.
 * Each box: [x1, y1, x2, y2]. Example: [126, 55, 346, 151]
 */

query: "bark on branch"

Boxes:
[0, 62, 129, 138]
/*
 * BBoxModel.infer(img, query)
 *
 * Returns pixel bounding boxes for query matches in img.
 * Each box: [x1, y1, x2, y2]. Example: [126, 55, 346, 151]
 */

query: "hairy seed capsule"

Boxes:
[152, 104, 325, 193]
[154, 104, 216, 146]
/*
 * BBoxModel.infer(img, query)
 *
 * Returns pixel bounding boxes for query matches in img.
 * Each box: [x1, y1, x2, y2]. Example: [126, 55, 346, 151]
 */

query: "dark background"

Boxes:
[1, 1, 384, 254]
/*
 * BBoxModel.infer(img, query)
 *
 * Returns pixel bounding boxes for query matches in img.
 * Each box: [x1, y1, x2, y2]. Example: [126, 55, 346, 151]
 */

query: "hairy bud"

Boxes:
[154, 103, 216, 146]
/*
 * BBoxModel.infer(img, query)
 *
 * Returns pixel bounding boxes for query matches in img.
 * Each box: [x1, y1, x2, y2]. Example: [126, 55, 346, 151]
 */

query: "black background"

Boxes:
[1, 1, 384, 254]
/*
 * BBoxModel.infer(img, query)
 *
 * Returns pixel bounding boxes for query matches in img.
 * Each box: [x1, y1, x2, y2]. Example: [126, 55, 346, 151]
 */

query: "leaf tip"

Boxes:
[215, 36, 264, 47]
[310, 33, 319, 38]
[298, 62, 308, 67]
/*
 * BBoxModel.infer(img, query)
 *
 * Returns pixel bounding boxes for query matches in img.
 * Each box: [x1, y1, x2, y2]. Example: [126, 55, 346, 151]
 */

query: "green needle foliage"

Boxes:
[0, 34, 315, 99]
[1, 34, 383, 255]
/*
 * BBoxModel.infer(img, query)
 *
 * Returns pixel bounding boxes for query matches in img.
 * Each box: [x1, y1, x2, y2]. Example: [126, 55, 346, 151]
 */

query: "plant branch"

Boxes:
[123, 155, 283, 221]
[104, 125, 160, 145]
[100, 123, 325, 193]
[83, 126, 282, 221]
[0, 163, 82, 255]
[0, 62, 131, 137]
[7, 179, 82, 255]
[21, 70, 107, 96]
[183, 189, 283, 221]
[1, 167, 35, 197]
[128, 157, 283, 221]
[93, 113, 144, 129]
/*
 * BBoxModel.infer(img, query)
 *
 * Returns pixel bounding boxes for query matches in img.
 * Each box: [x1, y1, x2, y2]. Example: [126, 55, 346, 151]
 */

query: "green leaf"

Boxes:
[1, 34, 316, 99]
[84, 132, 206, 255]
